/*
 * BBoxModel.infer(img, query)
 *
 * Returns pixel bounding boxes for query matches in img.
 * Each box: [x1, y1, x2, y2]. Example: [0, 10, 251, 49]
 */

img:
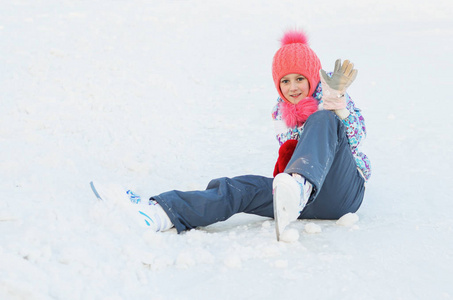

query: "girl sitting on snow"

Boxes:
[91, 29, 371, 240]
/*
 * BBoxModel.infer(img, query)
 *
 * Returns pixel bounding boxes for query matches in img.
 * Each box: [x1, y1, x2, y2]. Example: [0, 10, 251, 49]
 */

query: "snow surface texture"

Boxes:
[1, 0, 453, 299]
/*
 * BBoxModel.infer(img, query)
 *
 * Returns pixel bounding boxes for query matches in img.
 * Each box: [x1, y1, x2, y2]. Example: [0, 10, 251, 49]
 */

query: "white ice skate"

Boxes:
[90, 181, 141, 204]
[273, 173, 312, 241]
[90, 181, 173, 232]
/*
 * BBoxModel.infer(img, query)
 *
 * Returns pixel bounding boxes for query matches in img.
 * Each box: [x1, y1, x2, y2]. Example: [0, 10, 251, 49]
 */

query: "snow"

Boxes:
[279, 228, 300, 243]
[304, 222, 323, 234]
[1, 0, 453, 299]
[336, 213, 359, 227]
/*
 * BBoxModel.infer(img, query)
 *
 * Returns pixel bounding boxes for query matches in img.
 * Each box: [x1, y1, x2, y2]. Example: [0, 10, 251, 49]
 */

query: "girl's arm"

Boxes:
[341, 93, 366, 150]
[341, 94, 372, 181]
[318, 60, 365, 151]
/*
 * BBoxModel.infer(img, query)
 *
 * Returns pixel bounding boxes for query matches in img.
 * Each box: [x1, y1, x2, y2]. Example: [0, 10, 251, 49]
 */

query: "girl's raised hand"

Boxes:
[319, 59, 358, 115]
[320, 59, 358, 92]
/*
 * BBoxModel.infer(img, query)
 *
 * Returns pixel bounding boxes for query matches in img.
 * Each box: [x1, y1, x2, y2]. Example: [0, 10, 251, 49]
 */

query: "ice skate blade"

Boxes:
[273, 186, 284, 241]
[90, 181, 103, 201]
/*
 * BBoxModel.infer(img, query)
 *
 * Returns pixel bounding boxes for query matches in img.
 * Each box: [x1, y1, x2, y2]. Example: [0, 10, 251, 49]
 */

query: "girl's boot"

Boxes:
[272, 173, 312, 240]
[90, 181, 173, 232]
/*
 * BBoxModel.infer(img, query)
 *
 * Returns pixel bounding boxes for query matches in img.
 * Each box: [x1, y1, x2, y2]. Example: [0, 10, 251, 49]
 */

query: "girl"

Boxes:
[91, 30, 371, 241]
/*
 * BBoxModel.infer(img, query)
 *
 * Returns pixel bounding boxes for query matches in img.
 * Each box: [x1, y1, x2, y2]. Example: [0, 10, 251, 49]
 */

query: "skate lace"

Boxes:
[292, 174, 313, 209]
[126, 190, 142, 204]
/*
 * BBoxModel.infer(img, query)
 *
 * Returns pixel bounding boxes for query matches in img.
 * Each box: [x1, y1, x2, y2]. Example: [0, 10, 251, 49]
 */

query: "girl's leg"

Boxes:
[151, 175, 273, 233]
[285, 110, 366, 219]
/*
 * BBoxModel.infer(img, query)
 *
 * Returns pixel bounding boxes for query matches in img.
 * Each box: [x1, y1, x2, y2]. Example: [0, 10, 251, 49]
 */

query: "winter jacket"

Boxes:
[271, 82, 371, 181]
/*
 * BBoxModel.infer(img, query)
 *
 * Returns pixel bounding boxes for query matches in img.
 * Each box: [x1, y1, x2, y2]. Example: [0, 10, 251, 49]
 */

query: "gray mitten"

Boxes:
[320, 59, 358, 93]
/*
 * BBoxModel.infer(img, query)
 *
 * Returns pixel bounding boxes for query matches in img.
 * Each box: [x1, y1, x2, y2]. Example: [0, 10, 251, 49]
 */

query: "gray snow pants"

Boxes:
[152, 110, 365, 233]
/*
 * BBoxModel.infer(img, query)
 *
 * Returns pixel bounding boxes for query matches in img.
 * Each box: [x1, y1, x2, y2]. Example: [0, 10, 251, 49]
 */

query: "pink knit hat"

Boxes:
[272, 30, 322, 102]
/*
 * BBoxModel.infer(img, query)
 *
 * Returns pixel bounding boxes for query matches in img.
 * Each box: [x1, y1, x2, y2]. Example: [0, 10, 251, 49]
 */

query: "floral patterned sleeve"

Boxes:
[342, 94, 366, 149]
[342, 94, 372, 181]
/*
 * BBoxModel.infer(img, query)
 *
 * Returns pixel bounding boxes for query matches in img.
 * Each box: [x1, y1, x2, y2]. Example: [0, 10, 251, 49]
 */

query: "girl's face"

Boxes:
[279, 73, 310, 104]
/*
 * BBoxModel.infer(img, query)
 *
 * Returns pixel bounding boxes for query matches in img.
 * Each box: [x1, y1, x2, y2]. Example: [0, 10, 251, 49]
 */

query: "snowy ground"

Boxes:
[1, 0, 453, 299]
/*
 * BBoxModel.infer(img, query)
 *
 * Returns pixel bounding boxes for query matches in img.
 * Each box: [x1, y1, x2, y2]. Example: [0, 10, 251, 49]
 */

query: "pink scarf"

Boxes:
[280, 97, 318, 128]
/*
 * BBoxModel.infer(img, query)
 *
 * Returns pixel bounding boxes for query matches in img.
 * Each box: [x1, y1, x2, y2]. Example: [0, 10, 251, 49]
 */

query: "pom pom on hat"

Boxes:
[280, 30, 308, 47]
[272, 29, 321, 102]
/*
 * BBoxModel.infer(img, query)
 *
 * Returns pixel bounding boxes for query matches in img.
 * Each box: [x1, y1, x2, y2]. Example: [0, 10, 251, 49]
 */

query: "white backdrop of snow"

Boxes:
[1, 0, 452, 299]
